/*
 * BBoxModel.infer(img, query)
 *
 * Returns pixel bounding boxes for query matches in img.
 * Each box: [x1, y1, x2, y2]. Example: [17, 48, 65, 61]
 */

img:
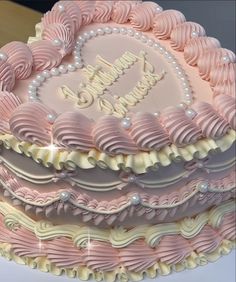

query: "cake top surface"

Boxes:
[0, 0, 235, 172]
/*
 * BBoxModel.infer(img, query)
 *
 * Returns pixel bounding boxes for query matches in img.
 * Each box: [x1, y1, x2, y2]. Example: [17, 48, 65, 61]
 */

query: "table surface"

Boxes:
[0, 1, 235, 282]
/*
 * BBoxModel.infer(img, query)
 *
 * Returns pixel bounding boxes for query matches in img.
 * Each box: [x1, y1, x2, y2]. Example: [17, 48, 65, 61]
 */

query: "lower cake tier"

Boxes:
[0, 199, 235, 282]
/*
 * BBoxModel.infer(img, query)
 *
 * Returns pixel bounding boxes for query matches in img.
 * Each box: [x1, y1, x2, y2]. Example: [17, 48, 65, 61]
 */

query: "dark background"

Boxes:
[11, 0, 235, 51]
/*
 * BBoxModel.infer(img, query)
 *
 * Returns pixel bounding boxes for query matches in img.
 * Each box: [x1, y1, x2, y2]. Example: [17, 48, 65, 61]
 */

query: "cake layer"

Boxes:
[0, 199, 235, 282]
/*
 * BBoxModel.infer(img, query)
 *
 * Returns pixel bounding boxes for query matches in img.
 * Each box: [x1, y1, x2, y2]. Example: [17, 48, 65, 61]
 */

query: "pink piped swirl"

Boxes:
[192, 101, 230, 139]
[209, 62, 235, 87]
[160, 107, 202, 146]
[42, 24, 74, 56]
[0, 88, 21, 133]
[197, 48, 235, 81]
[0, 61, 15, 92]
[213, 80, 235, 97]
[53, 111, 94, 152]
[170, 22, 206, 51]
[82, 242, 119, 272]
[92, 116, 137, 155]
[184, 36, 221, 66]
[29, 40, 62, 71]
[119, 240, 158, 272]
[190, 226, 221, 253]
[153, 10, 186, 40]
[93, 1, 114, 23]
[75, 1, 96, 25]
[52, 1, 82, 33]
[111, 1, 139, 24]
[42, 9, 74, 35]
[214, 95, 236, 130]
[129, 2, 162, 32]
[47, 238, 82, 267]
[0, 42, 33, 79]
[9, 102, 55, 145]
[218, 212, 236, 240]
[130, 112, 170, 150]
[156, 235, 192, 265]
[0, 216, 11, 242]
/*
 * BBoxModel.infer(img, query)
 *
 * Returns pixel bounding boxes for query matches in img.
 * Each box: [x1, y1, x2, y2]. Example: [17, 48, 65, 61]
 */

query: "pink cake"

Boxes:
[0, 1, 235, 281]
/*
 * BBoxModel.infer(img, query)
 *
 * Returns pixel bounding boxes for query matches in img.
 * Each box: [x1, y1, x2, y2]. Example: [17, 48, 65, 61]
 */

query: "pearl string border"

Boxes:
[27, 26, 196, 121]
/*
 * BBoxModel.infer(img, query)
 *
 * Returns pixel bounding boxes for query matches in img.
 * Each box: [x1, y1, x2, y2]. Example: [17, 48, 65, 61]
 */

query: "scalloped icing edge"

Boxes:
[0, 130, 235, 173]
[0, 239, 235, 282]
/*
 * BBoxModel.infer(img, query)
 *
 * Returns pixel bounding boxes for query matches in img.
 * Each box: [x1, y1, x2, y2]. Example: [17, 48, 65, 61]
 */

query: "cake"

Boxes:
[0, 1, 235, 281]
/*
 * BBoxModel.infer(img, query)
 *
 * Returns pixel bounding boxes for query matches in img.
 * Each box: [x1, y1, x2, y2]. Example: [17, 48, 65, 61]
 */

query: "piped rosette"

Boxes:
[112, 1, 139, 24]
[9, 102, 56, 146]
[0, 60, 15, 92]
[93, 1, 114, 23]
[75, 0, 96, 25]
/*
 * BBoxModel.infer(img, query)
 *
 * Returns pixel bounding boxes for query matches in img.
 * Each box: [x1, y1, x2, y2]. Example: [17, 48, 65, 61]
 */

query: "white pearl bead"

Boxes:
[68, 64, 76, 72]
[60, 191, 71, 202]
[52, 38, 63, 47]
[29, 95, 37, 101]
[28, 84, 37, 91]
[47, 113, 56, 124]
[104, 27, 112, 34]
[120, 27, 127, 35]
[178, 102, 187, 109]
[0, 51, 8, 61]
[75, 62, 83, 69]
[153, 111, 160, 117]
[36, 74, 45, 82]
[51, 68, 59, 76]
[42, 70, 51, 78]
[57, 4, 65, 12]
[97, 28, 105, 35]
[191, 31, 199, 37]
[156, 6, 163, 12]
[185, 99, 192, 105]
[147, 39, 154, 46]
[158, 46, 164, 53]
[153, 43, 160, 49]
[128, 175, 137, 183]
[75, 56, 82, 63]
[130, 194, 141, 205]
[141, 35, 147, 43]
[112, 27, 120, 33]
[32, 80, 41, 87]
[185, 109, 197, 119]
[197, 182, 209, 193]
[127, 29, 134, 36]
[121, 117, 131, 129]
[28, 89, 37, 96]
[90, 30, 97, 37]
[222, 56, 230, 63]
[83, 32, 90, 40]
[78, 36, 85, 43]
[134, 32, 141, 39]
[59, 65, 68, 74]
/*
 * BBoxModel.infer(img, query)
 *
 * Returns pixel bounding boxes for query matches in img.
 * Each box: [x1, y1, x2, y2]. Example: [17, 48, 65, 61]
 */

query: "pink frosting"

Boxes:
[184, 37, 221, 66]
[213, 80, 235, 97]
[218, 212, 236, 240]
[130, 112, 170, 150]
[111, 1, 139, 24]
[160, 107, 202, 146]
[0, 60, 15, 92]
[53, 111, 94, 151]
[192, 102, 230, 139]
[213, 95, 236, 130]
[82, 242, 120, 271]
[129, 2, 162, 32]
[0, 42, 33, 79]
[0, 215, 11, 242]
[197, 48, 235, 80]
[157, 235, 192, 264]
[9, 102, 55, 145]
[29, 40, 62, 71]
[42, 24, 74, 56]
[0, 88, 21, 133]
[52, 1, 82, 33]
[209, 62, 235, 87]
[119, 240, 158, 271]
[170, 22, 206, 51]
[92, 116, 137, 155]
[75, 1, 96, 25]
[42, 8, 74, 35]
[93, 1, 114, 23]
[153, 10, 186, 40]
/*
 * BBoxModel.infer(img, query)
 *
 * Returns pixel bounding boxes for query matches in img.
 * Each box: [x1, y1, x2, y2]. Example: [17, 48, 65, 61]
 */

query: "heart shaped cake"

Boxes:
[0, 1, 235, 281]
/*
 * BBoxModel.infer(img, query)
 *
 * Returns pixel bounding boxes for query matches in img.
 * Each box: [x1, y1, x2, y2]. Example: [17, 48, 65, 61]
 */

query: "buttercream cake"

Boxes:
[0, 1, 235, 281]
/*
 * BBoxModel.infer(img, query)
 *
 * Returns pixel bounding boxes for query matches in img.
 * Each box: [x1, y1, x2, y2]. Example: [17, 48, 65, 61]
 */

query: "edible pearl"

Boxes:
[97, 28, 105, 35]
[68, 64, 76, 72]
[59, 65, 68, 74]
[191, 31, 199, 37]
[83, 32, 90, 40]
[36, 74, 45, 82]
[185, 109, 197, 119]
[57, 4, 65, 12]
[75, 62, 83, 69]
[127, 29, 134, 36]
[141, 35, 148, 43]
[121, 118, 131, 129]
[153, 112, 160, 117]
[134, 32, 141, 39]
[28, 90, 37, 96]
[42, 70, 51, 78]
[29, 95, 37, 101]
[90, 30, 97, 37]
[32, 80, 41, 87]
[104, 27, 112, 34]
[51, 68, 59, 76]
[178, 102, 187, 109]
[222, 56, 230, 63]
[147, 39, 154, 46]
[0, 51, 8, 61]
[153, 43, 160, 49]
[52, 38, 63, 47]
[47, 113, 56, 124]
[28, 84, 37, 91]
[112, 27, 120, 34]
[59, 191, 71, 202]
[120, 27, 127, 35]
[128, 175, 137, 183]
[197, 182, 209, 193]
[130, 194, 141, 205]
